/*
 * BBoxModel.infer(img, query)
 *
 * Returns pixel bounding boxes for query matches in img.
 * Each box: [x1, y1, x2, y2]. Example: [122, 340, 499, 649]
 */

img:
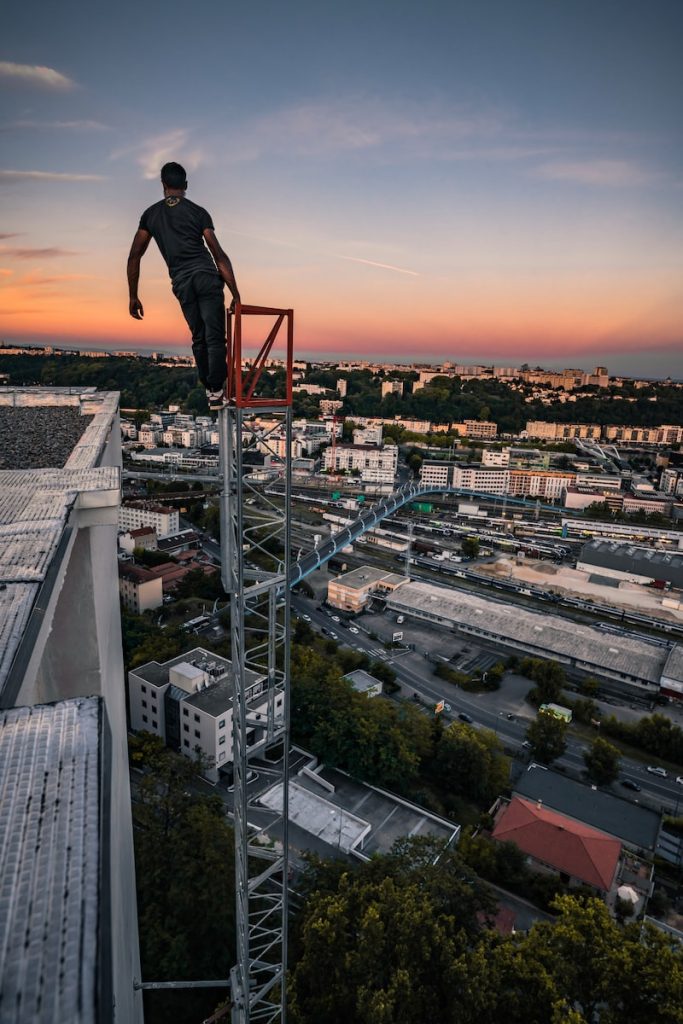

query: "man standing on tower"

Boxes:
[127, 161, 240, 409]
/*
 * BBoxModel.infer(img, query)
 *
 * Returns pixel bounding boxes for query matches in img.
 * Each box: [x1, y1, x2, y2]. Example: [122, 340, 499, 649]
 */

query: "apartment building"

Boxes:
[119, 500, 179, 537]
[353, 424, 383, 446]
[323, 443, 398, 484]
[128, 649, 283, 781]
[508, 468, 575, 500]
[452, 420, 498, 439]
[381, 379, 404, 398]
[482, 448, 510, 467]
[603, 424, 683, 445]
[118, 562, 163, 614]
[661, 468, 683, 497]
[525, 421, 602, 441]
[118, 525, 158, 553]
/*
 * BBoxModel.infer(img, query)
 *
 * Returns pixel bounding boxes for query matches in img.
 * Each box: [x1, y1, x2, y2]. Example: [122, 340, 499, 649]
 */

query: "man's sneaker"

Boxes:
[206, 388, 226, 411]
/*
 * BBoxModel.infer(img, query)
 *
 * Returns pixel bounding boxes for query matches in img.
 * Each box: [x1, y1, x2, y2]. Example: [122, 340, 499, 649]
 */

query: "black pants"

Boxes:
[173, 271, 226, 390]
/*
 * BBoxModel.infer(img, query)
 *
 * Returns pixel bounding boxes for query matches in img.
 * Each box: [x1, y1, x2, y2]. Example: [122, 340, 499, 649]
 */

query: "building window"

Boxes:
[194, 729, 200, 738]
[142, 700, 147, 709]
[194, 713, 200, 723]
[183, 724, 189, 733]
[151, 705, 157, 714]
[142, 715, 148, 723]
[219, 719, 226, 729]
[141, 685, 147, 694]
[152, 720, 157, 729]
[219, 736, 226, 746]
[183, 708, 189, 717]
[183, 739, 189, 748]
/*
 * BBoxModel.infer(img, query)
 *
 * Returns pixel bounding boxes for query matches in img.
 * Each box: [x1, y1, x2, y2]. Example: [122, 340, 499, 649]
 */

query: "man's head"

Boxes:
[160, 162, 187, 192]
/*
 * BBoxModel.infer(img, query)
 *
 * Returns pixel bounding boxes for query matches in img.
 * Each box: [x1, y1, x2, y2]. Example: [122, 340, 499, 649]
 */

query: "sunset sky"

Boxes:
[1, 0, 682, 376]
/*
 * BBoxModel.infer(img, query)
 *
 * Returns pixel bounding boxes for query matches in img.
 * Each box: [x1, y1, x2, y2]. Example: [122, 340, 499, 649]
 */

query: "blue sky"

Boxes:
[1, 0, 682, 375]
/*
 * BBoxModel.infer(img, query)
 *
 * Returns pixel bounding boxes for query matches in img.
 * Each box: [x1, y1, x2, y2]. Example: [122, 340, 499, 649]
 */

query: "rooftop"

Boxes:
[0, 389, 120, 702]
[332, 565, 407, 590]
[0, 406, 93, 470]
[0, 697, 103, 1023]
[130, 648, 264, 716]
[386, 579, 672, 684]
[492, 796, 621, 890]
[514, 764, 661, 852]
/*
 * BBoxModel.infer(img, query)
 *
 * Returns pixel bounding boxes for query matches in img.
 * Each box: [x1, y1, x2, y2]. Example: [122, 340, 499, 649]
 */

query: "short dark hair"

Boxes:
[161, 162, 187, 189]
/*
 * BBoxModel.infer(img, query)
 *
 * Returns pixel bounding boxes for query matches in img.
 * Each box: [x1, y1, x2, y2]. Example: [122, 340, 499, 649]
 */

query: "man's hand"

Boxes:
[129, 297, 144, 320]
[229, 293, 241, 313]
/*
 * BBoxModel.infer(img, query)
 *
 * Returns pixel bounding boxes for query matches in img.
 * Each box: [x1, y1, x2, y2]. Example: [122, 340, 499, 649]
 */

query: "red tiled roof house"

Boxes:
[492, 796, 621, 894]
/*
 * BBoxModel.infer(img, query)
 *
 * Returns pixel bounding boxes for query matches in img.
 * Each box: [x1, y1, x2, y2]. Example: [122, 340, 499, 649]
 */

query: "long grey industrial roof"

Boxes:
[514, 764, 660, 852]
[0, 696, 103, 1023]
[386, 579, 672, 684]
[0, 390, 120, 700]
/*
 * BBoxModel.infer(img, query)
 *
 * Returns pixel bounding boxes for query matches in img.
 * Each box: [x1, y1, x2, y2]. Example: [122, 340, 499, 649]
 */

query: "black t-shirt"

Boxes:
[139, 197, 219, 287]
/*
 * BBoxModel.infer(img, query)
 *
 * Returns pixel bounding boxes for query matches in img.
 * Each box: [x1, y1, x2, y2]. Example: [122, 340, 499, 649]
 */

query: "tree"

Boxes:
[461, 535, 480, 558]
[521, 657, 566, 705]
[433, 721, 509, 806]
[525, 712, 567, 764]
[583, 736, 621, 785]
[129, 735, 235, 1024]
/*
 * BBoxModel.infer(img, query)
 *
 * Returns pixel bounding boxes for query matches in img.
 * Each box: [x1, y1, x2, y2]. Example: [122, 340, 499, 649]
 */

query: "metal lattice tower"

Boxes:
[219, 304, 294, 1024]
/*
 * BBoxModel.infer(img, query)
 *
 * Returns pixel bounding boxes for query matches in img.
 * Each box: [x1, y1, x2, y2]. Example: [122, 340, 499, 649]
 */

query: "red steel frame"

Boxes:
[226, 304, 294, 408]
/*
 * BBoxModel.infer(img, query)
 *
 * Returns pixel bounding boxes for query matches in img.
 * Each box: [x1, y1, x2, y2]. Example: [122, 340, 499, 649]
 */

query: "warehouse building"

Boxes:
[385, 579, 679, 693]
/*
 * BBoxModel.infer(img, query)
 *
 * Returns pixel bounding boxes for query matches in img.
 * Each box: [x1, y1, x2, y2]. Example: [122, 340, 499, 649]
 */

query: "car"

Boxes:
[621, 778, 641, 792]
[329, 632, 338, 641]
[458, 712, 473, 724]
[331, 615, 341, 623]
[506, 713, 515, 721]
[646, 766, 668, 778]
[676, 776, 683, 786]
[302, 614, 311, 622]
[349, 626, 359, 634]
[522, 740, 532, 749]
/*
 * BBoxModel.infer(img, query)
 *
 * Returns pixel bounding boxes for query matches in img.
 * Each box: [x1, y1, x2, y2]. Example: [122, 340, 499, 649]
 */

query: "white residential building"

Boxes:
[128, 649, 284, 782]
[322, 443, 398, 484]
[353, 424, 383, 446]
[482, 448, 511, 467]
[381, 380, 404, 398]
[119, 501, 179, 537]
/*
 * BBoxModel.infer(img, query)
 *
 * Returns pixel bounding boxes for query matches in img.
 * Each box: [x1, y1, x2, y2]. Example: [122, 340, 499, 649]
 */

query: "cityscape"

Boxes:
[1, 342, 682, 1023]
[2, 1, 683, 1023]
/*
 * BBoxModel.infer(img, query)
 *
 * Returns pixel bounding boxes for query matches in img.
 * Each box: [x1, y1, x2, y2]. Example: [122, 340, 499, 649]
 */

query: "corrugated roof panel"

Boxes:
[0, 697, 102, 1024]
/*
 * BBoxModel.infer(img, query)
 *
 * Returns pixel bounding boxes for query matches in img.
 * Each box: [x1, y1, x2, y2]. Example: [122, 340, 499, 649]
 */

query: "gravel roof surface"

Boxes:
[0, 407, 93, 469]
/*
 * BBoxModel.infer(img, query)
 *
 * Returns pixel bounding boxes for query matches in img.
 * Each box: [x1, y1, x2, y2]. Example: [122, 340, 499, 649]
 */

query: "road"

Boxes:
[291, 592, 683, 815]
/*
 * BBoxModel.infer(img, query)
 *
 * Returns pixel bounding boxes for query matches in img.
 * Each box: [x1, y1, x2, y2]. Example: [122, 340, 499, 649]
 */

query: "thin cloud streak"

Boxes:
[1, 119, 110, 132]
[336, 254, 419, 276]
[534, 158, 662, 187]
[0, 61, 75, 90]
[0, 170, 106, 183]
[0, 246, 80, 259]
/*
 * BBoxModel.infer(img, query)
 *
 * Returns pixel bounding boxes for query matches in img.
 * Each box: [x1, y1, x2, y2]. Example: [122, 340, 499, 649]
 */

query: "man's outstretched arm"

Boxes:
[203, 229, 241, 310]
[127, 228, 152, 319]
